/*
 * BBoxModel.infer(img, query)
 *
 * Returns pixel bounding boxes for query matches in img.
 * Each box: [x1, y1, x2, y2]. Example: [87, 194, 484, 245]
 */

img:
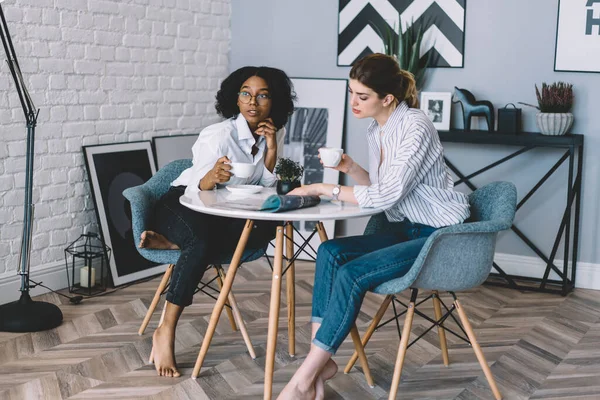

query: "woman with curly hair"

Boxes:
[139, 66, 296, 377]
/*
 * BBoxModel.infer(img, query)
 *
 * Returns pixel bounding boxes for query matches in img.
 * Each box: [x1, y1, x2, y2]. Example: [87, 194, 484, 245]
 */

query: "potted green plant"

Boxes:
[520, 82, 574, 136]
[371, 17, 432, 90]
[274, 157, 304, 195]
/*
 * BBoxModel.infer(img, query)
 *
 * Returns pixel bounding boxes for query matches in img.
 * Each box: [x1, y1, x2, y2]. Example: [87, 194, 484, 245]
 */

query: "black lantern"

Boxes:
[64, 233, 111, 296]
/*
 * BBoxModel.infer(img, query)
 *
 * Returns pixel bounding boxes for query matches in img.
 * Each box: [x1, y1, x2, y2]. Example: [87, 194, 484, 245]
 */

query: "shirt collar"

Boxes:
[368, 101, 410, 137]
[235, 113, 256, 142]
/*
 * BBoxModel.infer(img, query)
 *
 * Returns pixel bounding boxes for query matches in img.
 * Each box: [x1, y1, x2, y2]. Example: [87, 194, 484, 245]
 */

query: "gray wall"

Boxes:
[231, 0, 600, 265]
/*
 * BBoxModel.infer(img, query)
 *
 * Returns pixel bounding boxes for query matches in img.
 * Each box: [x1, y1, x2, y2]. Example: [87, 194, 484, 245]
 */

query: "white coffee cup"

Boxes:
[319, 147, 344, 167]
[228, 162, 255, 178]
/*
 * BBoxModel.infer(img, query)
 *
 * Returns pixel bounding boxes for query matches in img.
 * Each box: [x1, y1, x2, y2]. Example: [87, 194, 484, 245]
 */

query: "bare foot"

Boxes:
[315, 359, 338, 400]
[139, 231, 179, 250]
[277, 380, 315, 400]
[152, 325, 181, 377]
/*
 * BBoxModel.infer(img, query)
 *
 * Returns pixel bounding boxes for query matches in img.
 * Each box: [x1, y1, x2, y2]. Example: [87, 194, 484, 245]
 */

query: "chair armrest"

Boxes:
[434, 219, 512, 235]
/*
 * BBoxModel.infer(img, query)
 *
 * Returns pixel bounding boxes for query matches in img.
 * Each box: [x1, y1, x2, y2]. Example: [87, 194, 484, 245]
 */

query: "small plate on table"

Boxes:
[225, 185, 263, 195]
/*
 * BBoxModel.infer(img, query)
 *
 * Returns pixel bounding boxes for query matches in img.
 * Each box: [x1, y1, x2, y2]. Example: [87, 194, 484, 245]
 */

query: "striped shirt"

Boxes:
[353, 101, 470, 228]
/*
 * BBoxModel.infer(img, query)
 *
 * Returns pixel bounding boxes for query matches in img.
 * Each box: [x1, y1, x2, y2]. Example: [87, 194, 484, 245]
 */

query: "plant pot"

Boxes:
[536, 112, 573, 136]
[276, 180, 301, 195]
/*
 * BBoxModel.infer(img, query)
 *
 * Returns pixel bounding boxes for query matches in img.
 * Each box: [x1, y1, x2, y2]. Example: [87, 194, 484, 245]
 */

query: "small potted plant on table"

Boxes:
[521, 82, 574, 136]
[274, 157, 304, 195]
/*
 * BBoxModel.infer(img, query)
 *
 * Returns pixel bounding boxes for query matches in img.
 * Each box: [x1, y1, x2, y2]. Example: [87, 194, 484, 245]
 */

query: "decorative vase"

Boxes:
[536, 112, 573, 136]
[276, 180, 300, 195]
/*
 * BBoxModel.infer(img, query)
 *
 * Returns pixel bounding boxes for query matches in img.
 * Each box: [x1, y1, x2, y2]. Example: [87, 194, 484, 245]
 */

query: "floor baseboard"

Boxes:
[494, 252, 600, 290]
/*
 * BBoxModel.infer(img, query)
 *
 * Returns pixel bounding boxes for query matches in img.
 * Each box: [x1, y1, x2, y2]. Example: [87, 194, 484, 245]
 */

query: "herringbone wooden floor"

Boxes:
[1, 258, 599, 400]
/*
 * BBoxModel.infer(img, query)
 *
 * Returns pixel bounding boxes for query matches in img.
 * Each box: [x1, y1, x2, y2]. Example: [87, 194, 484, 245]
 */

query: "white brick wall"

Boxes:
[0, 0, 231, 281]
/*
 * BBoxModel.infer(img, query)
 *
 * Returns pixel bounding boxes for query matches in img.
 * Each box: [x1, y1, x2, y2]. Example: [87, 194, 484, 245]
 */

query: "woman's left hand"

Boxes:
[256, 118, 278, 149]
[287, 184, 324, 197]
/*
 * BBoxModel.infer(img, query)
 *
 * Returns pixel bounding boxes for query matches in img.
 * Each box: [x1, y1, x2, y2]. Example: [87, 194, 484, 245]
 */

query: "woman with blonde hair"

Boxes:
[279, 53, 470, 399]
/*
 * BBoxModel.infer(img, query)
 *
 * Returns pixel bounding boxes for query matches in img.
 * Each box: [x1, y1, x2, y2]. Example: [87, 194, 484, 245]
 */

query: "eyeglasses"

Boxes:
[238, 91, 271, 106]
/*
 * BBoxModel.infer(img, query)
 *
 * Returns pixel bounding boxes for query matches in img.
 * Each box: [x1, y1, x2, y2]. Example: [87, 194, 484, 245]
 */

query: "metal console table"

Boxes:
[439, 130, 584, 295]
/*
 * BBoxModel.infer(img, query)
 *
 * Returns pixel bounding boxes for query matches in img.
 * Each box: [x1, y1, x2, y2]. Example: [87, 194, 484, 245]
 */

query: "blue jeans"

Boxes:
[311, 219, 438, 354]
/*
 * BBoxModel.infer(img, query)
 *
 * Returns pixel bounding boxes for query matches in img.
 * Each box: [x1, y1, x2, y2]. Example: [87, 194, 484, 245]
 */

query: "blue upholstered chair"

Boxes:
[123, 159, 266, 359]
[345, 181, 517, 400]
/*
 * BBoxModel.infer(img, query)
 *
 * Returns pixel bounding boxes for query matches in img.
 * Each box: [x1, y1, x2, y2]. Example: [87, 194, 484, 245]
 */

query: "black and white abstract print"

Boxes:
[337, 0, 466, 68]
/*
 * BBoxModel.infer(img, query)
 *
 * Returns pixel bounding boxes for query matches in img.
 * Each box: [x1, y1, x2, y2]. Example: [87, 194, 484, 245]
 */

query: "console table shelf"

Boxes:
[439, 129, 584, 295]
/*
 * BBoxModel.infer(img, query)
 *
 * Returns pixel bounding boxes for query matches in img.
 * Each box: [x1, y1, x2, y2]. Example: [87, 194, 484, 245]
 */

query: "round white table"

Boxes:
[180, 188, 382, 398]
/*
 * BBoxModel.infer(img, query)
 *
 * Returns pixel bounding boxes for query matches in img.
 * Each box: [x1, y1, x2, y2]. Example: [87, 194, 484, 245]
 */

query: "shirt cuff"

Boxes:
[353, 185, 374, 208]
[260, 165, 278, 187]
[185, 182, 200, 197]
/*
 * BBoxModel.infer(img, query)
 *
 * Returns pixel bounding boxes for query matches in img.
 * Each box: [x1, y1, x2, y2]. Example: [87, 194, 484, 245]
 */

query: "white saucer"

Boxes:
[225, 185, 263, 195]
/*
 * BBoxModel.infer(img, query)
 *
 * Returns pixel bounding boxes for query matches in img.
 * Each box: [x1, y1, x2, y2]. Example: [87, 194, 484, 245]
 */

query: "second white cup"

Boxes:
[228, 162, 255, 178]
[319, 147, 344, 167]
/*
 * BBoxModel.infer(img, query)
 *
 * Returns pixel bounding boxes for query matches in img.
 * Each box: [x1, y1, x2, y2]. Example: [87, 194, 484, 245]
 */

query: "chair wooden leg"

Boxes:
[264, 226, 285, 400]
[345, 295, 393, 373]
[349, 324, 375, 388]
[432, 291, 450, 366]
[285, 223, 296, 357]
[192, 219, 254, 379]
[216, 266, 256, 360]
[455, 299, 502, 400]
[316, 221, 328, 242]
[389, 290, 417, 400]
[215, 265, 238, 332]
[149, 300, 168, 364]
[139, 264, 173, 336]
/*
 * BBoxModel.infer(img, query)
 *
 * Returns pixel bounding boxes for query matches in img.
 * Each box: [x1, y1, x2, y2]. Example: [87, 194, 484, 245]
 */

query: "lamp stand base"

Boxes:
[0, 292, 63, 332]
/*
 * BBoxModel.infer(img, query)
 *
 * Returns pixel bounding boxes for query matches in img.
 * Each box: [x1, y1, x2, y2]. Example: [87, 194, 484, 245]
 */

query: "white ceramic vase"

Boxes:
[536, 112, 573, 136]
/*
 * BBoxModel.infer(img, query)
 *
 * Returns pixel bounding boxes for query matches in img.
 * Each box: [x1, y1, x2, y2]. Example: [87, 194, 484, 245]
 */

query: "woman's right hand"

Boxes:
[320, 153, 355, 174]
[200, 156, 232, 190]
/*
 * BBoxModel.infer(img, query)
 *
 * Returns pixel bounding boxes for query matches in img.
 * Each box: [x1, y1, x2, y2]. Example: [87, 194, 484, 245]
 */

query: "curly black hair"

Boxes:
[215, 66, 296, 129]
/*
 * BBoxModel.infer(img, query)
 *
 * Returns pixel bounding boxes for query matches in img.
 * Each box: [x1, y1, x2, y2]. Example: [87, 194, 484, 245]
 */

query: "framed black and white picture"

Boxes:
[337, 0, 467, 67]
[267, 78, 347, 260]
[420, 91, 452, 131]
[84, 141, 167, 286]
[555, 0, 600, 73]
[152, 133, 198, 169]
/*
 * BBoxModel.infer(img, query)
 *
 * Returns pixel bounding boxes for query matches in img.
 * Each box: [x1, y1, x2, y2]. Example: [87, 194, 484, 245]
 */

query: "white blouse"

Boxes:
[353, 102, 470, 228]
[172, 113, 286, 195]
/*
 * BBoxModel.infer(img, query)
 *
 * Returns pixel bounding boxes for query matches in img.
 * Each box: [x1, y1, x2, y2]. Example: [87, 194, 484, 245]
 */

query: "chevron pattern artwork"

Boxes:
[337, 0, 467, 68]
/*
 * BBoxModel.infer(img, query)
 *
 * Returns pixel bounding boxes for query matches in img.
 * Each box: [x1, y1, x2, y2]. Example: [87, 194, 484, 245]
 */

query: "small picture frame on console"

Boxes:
[420, 92, 452, 131]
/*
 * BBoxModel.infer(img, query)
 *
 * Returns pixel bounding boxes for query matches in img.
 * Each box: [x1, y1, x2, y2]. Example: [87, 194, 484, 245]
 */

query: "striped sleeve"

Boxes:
[354, 120, 434, 209]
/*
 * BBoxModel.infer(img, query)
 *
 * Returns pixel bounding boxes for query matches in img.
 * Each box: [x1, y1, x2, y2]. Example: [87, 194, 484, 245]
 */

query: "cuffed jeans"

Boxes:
[311, 219, 437, 354]
[154, 186, 278, 307]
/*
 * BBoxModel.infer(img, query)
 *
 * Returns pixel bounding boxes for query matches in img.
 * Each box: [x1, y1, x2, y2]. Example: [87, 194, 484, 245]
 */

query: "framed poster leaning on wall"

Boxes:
[83, 141, 168, 286]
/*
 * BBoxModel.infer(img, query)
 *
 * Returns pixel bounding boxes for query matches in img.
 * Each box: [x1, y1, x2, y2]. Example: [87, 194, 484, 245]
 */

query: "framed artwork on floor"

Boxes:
[420, 91, 452, 131]
[337, 0, 467, 67]
[83, 141, 167, 286]
[554, 0, 600, 73]
[268, 77, 348, 260]
[152, 133, 199, 169]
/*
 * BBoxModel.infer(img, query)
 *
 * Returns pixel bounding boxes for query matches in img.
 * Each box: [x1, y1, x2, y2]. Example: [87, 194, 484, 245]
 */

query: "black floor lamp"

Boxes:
[0, 0, 63, 332]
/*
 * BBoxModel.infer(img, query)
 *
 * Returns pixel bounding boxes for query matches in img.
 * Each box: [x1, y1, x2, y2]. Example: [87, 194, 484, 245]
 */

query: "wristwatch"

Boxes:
[331, 184, 341, 201]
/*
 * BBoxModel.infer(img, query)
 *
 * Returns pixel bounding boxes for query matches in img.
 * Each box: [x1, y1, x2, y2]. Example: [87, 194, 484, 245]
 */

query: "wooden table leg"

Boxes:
[192, 219, 254, 379]
[285, 223, 296, 357]
[264, 226, 285, 400]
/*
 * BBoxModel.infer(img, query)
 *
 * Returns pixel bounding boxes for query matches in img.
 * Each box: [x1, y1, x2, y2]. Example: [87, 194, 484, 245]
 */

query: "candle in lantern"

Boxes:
[80, 266, 96, 288]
